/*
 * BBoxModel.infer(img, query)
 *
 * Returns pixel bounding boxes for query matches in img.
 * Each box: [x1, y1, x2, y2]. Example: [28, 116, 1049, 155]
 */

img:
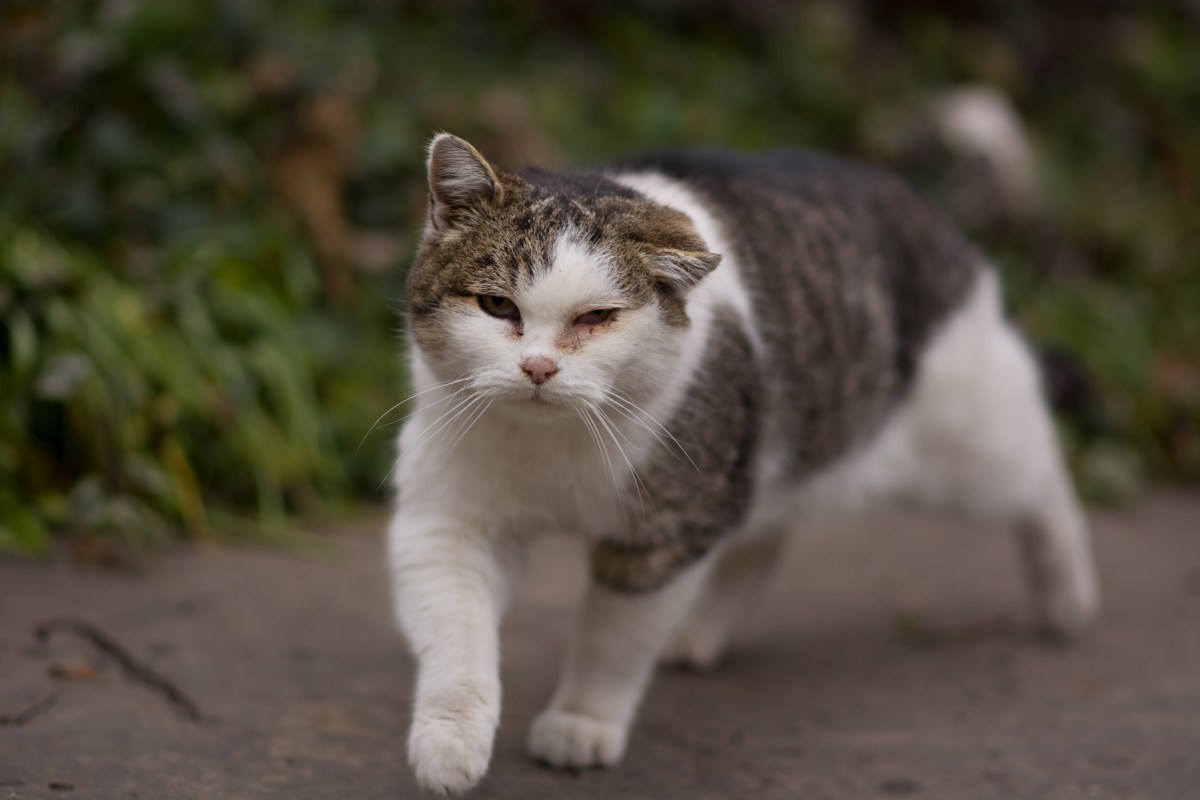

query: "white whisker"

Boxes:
[375, 382, 478, 435]
[438, 394, 495, 464]
[604, 388, 700, 472]
[578, 405, 624, 518]
[377, 390, 484, 490]
[589, 402, 654, 521]
[357, 375, 475, 453]
[396, 391, 480, 460]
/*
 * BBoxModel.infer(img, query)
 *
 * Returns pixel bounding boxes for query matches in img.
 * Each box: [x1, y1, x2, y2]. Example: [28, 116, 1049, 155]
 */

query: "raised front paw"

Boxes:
[408, 709, 496, 795]
[527, 708, 628, 769]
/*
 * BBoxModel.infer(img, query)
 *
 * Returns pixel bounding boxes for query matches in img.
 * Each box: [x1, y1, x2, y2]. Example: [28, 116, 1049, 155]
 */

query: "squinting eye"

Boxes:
[477, 295, 519, 320]
[574, 308, 617, 326]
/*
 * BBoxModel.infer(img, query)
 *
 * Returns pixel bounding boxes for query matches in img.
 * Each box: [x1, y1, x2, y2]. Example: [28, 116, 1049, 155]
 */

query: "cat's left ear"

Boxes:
[648, 248, 722, 294]
[426, 133, 502, 230]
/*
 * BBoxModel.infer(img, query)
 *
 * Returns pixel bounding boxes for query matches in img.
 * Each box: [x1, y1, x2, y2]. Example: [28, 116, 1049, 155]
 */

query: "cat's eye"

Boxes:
[477, 295, 519, 320]
[574, 308, 617, 326]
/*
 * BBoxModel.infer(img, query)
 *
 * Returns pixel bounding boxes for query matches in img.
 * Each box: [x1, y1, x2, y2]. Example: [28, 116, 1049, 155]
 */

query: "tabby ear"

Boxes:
[648, 248, 722, 294]
[426, 133, 502, 230]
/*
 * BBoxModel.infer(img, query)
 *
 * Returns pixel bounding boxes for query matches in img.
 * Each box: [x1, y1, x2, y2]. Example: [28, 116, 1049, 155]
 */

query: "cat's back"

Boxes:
[616, 147, 886, 198]
[613, 147, 978, 298]
[613, 147, 983, 474]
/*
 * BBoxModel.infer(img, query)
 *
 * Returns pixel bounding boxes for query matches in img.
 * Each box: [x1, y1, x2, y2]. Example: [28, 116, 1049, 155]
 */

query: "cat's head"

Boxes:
[405, 134, 720, 419]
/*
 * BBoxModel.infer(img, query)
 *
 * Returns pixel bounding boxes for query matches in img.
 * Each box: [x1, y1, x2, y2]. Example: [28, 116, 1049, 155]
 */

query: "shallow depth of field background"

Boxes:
[1, 0, 1197, 554]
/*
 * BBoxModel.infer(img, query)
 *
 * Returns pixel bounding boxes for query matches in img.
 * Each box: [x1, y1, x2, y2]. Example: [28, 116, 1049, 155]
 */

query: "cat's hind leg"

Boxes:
[659, 528, 785, 670]
[1014, 467, 1098, 636]
[896, 269, 1100, 636]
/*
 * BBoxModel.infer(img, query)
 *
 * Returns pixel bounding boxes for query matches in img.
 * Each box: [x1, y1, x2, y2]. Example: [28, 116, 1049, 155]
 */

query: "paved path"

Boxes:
[2, 491, 1199, 799]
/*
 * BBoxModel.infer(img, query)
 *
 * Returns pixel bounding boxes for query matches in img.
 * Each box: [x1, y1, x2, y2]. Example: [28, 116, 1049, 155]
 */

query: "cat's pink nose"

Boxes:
[521, 355, 559, 385]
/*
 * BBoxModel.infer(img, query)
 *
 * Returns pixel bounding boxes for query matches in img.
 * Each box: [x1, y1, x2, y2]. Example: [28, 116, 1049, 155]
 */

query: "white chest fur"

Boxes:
[394, 355, 663, 539]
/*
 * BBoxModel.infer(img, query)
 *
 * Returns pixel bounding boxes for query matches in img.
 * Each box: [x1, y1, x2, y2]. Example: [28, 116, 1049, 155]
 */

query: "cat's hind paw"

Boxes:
[659, 622, 726, 671]
[408, 711, 494, 795]
[527, 708, 628, 769]
[1036, 572, 1100, 640]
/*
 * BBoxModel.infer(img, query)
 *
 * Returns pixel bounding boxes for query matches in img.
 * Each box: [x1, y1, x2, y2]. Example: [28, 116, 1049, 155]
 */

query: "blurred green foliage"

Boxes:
[1, 0, 1197, 553]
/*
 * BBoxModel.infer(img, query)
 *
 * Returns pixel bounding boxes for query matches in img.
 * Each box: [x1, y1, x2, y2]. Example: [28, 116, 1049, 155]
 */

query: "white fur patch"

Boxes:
[611, 171, 763, 358]
[771, 270, 1062, 522]
[516, 233, 623, 322]
[607, 171, 764, 442]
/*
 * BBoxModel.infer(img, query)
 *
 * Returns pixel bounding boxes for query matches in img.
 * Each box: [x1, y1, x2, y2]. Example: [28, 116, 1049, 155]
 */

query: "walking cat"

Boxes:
[386, 133, 1099, 795]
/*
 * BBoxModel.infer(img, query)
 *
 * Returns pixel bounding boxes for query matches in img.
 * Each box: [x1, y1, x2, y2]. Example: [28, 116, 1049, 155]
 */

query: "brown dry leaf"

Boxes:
[269, 93, 360, 304]
[348, 232, 405, 273]
[248, 53, 298, 97]
[477, 87, 559, 166]
[1152, 354, 1200, 399]
[69, 537, 132, 570]
[1072, 676, 1109, 700]
[894, 611, 1018, 648]
[48, 661, 97, 681]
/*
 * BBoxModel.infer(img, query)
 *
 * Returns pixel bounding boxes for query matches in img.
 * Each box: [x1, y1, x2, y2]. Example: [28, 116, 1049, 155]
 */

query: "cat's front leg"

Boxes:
[389, 511, 519, 795]
[528, 556, 712, 769]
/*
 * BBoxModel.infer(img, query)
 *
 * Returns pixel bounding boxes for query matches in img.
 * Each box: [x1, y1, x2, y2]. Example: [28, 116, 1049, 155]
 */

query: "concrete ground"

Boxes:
[2, 490, 1198, 799]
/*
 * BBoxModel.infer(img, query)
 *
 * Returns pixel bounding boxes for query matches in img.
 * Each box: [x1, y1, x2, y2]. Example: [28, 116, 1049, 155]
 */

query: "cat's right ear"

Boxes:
[426, 133, 502, 230]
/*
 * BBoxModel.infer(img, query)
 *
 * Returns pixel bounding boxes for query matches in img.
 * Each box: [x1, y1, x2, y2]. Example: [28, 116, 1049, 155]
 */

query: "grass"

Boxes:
[1, 0, 1196, 553]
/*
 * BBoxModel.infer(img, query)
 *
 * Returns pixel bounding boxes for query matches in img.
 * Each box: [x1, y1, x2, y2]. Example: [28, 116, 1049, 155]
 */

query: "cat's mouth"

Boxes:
[518, 386, 576, 416]
[497, 382, 589, 416]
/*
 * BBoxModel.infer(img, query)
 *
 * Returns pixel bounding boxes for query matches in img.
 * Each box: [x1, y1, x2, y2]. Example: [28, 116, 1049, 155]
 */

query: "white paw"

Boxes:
[1040, 569, 1101, 639]
[408, 708, 496, 795]
[527, 708, 628, 769]
[660, 623, 724, 671]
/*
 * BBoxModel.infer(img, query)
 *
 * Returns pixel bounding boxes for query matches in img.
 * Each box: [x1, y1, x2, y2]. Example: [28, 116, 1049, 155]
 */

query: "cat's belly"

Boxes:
[745, 269, 1026, 529]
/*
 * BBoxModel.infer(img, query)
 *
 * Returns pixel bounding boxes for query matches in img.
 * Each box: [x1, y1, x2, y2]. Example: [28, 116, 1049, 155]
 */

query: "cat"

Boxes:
[386, 133, 1099, 795]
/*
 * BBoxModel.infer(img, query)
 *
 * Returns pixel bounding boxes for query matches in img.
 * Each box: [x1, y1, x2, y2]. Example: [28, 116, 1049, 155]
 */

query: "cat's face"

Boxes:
[405, 135, 720, 419]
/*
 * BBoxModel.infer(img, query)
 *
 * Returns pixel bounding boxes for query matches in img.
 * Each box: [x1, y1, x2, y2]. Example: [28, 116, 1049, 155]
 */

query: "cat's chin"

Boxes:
[493, 392, 587, 424]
